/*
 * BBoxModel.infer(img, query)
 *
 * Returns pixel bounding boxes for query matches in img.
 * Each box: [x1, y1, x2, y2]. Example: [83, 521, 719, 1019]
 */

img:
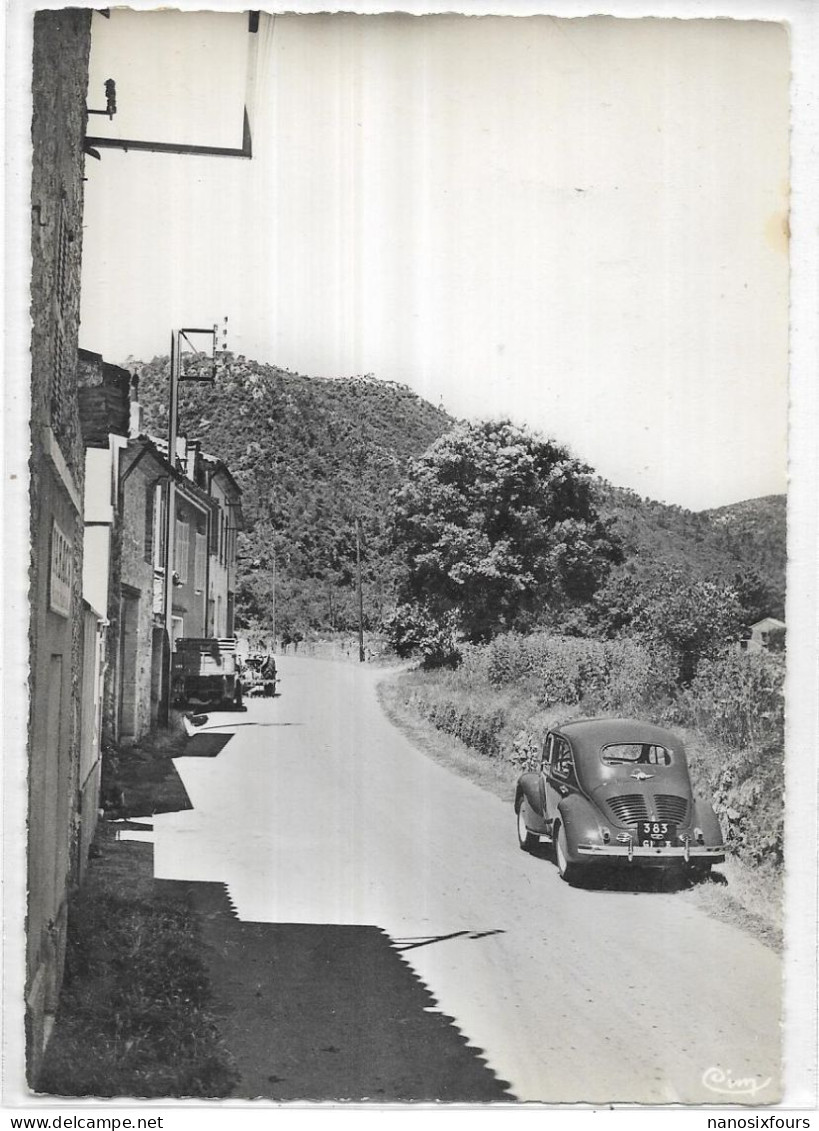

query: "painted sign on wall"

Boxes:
[49, 519, 73, 617]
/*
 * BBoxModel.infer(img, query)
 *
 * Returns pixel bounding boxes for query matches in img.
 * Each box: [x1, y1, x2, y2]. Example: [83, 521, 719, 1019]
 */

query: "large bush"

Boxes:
[675, 650, 785, 748]
[391, 420, 621, 643]
[384, 603, 461, 669]
[462, 631, 675, 715]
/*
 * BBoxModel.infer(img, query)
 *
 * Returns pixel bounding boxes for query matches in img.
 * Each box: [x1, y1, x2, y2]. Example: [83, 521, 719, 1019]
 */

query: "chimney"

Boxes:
[185, 439, 201, 481]
[129, 373, 143, 437]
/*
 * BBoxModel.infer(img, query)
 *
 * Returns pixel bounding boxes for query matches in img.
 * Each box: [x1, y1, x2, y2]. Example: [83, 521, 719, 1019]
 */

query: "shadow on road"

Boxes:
[158, 880, 516, 1103]
[180, 732, 235, 759]
[524, 843, 726, 894]
[392, 929, 505, 952]
[571, 865, 728, 894]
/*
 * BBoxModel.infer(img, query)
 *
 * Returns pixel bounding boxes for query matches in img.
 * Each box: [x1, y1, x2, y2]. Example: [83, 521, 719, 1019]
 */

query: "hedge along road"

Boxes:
[151, 654, 780, 1104]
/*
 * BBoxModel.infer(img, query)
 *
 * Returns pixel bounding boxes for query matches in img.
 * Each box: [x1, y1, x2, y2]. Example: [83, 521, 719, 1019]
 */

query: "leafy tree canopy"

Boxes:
[391, 420, 622, 643]
[595, 567, 743, 684]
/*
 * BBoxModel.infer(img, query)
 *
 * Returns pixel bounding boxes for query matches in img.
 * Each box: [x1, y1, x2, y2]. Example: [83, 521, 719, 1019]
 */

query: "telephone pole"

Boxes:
[356, 516, 365, 663]
[162, 325, 221, 718]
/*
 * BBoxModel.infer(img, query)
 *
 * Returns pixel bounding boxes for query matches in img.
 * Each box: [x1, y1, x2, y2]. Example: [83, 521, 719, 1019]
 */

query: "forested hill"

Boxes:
[704, 495, 787, 586]
[595, 482, 786, 614]
[131, 353, 786, 636]
[132, 354, 455, 636]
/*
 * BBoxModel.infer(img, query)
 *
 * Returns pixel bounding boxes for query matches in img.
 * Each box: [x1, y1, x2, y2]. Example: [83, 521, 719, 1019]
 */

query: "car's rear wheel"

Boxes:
[516, 800, 537, 853]
[555, 823, 579, 884]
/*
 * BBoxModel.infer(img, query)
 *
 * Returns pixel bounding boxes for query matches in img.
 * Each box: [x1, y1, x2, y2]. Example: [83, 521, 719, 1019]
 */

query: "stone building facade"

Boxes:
[118, 439, 169, 742]
[27, 7, 93, 1080]
[201, 455, 243, 638]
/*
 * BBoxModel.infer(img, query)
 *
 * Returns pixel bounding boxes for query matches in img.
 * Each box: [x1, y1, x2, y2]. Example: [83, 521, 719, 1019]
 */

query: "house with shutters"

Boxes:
[78, 360, 244, 743]
[198, 453, 243, 638]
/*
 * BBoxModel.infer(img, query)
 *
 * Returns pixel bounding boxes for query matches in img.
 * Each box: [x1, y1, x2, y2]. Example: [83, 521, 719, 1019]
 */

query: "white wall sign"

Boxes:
[49, 519, 72, 617]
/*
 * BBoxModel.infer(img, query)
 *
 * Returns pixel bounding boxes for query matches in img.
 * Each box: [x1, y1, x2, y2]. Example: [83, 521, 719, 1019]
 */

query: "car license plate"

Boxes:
[637, 821, 676, 847]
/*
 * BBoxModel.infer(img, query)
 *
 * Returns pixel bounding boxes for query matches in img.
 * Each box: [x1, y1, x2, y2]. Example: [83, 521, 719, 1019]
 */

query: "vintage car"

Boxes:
[514, 717, 725, 883]
[242, 653, 278, 697]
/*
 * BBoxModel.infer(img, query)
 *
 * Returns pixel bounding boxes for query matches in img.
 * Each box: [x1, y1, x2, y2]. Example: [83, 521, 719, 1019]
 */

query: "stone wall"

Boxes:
[27, 7, 92, 1084]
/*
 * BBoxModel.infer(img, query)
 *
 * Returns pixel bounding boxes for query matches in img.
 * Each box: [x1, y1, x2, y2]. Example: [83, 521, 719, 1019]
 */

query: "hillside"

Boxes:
[704, 495, 787, 587]
[131, 354, 786, 638]
[595, 482, 786, 617]
[132, 355, 454, 637]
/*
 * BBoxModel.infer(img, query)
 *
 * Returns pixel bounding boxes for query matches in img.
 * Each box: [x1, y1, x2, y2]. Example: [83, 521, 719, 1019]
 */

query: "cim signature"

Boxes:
[702, 1066, 773, 1100]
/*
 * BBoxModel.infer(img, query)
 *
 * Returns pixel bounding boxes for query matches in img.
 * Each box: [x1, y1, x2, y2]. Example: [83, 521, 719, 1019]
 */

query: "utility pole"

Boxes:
[163, 331, 179, 660]
[356, 516, 365, 663]
[271, 549, 276, 652]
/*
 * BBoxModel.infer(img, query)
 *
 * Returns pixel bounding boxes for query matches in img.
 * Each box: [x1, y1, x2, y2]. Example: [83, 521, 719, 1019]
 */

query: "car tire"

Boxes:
[516, 800, 537, 853]
[555, 823, 579, 884]
[689, 862, 712, 882]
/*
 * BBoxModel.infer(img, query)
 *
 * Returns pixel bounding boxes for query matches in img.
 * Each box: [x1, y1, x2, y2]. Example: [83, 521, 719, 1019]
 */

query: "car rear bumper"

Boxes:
[576, 842, 725, 864]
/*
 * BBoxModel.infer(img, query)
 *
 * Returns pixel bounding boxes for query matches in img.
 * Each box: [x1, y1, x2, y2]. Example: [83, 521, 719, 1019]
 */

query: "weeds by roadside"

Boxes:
[100, 711, 192, 819]
[37, 830, 239, 1099]
[39, 713, 237, 1099]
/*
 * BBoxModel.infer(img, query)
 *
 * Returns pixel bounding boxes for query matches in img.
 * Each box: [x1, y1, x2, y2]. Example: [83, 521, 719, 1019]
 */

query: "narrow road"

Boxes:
[153, 655, 780, 1103]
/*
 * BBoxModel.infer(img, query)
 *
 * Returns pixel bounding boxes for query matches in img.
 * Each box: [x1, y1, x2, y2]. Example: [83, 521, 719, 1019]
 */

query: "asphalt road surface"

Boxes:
[152, 655, 781, 1104]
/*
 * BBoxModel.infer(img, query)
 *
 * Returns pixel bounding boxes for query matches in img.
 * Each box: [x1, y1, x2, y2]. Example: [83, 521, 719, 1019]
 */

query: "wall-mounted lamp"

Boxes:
[87, 78, 117, 120]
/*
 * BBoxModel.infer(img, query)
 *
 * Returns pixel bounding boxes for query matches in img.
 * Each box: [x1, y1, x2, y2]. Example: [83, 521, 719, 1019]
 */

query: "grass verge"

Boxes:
[38, 710, 239, 1099]
[378, 670, 783, 954]
[38, 829, 239, 1099]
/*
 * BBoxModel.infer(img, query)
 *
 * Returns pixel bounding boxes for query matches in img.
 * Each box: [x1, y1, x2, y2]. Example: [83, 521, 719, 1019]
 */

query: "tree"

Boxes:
[629, 570, 743, 685]
[390, 420, 622, 643]
[732, 567, 785, 630]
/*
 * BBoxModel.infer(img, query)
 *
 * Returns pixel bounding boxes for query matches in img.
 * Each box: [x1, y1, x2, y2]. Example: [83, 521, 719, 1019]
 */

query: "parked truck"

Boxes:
[171, 637, 242, 708]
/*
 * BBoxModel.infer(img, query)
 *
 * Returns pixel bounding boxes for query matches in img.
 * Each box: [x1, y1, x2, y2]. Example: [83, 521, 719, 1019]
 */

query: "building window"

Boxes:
[153, 485, 165, 568]
[52, 325, 71, 440]
[194, 531, 207, 592]
[55, 197, 71, 311]
[51, 198, 73, 443]
[144, 490, 154, 563]
[174, 519, 190, 583]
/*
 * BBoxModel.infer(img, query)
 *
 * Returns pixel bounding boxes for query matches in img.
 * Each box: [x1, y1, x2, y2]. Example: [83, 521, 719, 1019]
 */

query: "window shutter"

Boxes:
[175, 519, 190, 583]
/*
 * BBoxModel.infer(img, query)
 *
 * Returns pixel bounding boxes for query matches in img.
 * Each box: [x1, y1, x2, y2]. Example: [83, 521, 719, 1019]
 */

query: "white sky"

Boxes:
[79, 7, 789, 511]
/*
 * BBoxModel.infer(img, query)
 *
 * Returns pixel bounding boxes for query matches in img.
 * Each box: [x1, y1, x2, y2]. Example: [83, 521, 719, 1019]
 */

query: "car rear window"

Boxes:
[602, 743, 673, 766]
